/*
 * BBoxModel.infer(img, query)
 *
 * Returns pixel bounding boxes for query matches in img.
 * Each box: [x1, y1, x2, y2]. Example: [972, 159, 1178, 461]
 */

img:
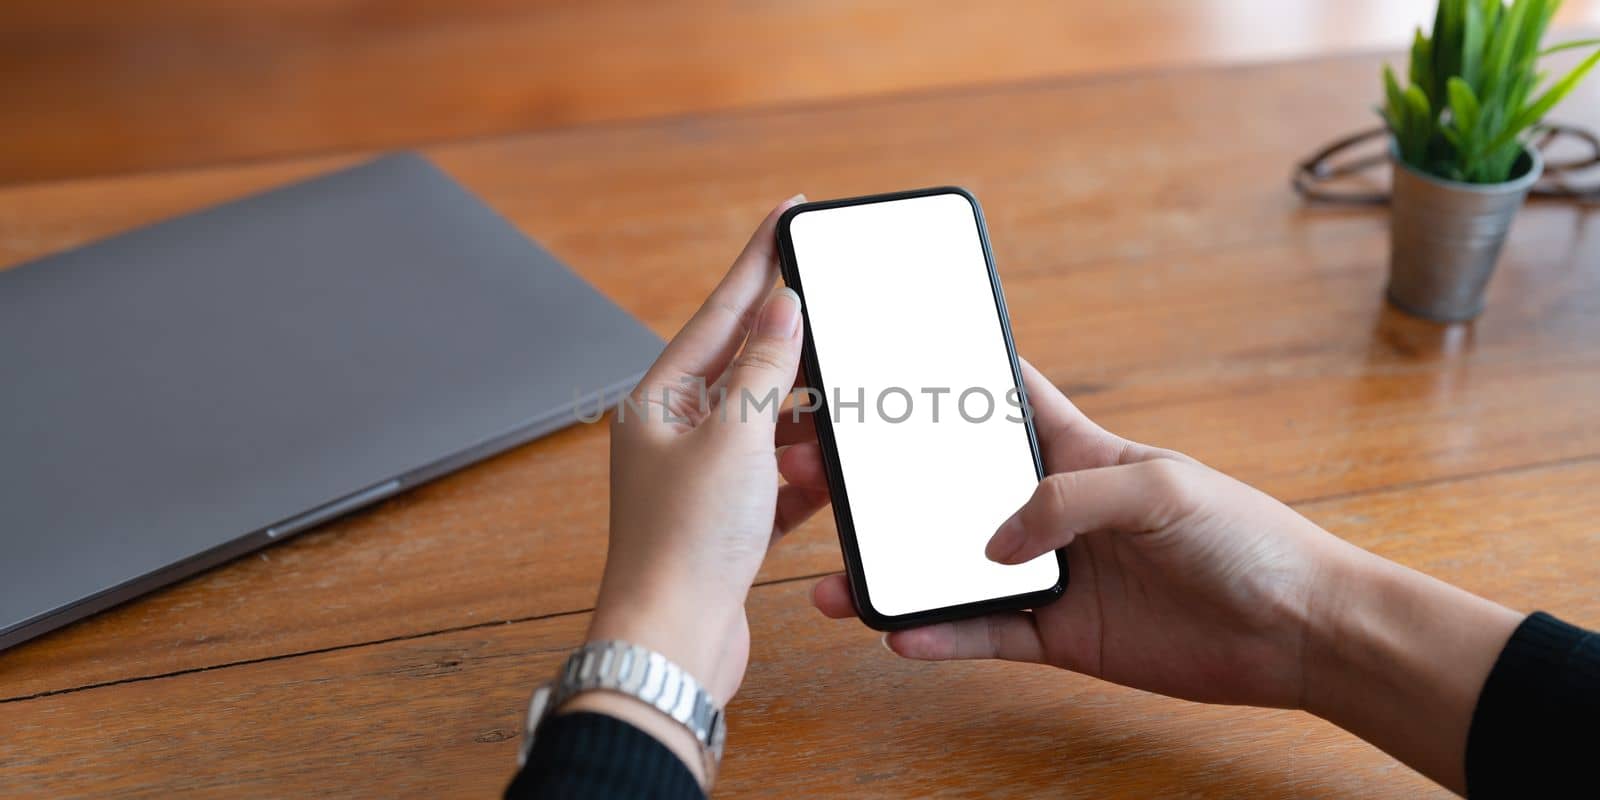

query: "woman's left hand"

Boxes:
[584, 195, 830, 710]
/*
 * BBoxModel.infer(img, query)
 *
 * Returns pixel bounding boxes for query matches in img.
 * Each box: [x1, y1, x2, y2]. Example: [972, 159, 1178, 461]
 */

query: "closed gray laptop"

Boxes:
[0, 154, 662, 650]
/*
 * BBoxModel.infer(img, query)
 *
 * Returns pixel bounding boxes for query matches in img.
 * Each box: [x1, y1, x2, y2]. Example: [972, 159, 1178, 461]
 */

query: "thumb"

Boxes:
[985, 458, 1197, 564]
[713, 285, 804, 434]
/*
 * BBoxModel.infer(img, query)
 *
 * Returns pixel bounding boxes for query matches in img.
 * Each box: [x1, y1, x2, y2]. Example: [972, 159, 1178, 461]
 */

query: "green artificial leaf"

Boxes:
[1480, 0, 1532, 105]
[1404, 85, 1435, 164]
[1534, 0, 1561, 46]
[1481, 0, 1503, 36]
[1448, 76, 1482, 134]
[1391, 72, 1421, 165]
[1510, 0, 1553, 70]
[1430, 0, 1453, 49]
[1406, 85, 1433, 119]
[1541, 37, 1600, 56]
[1412, 29, 1436, 97]
[1509, 69, 1539, 115]
[1461, 0, 1487, 86]
[1488, 45, 1600, 155]
[1378, 0, 1600, 183]
[1433, 1, 1465, 100]
[1384, 64, 1409, 128]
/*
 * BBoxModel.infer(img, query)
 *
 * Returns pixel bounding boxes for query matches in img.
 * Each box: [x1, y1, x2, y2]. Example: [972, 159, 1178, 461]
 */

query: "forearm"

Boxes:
[566, 583, 745, 789]
[505, 588, 740, 799]
[1302, 547, 1520, 795]
[559, 693, 708, 786]
[508, 711, 704, 800]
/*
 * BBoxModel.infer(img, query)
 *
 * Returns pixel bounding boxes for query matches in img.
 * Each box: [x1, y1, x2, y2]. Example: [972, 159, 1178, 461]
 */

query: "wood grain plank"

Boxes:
[2, 52, 1598, 699]
[4, 458, 1598, 798]
[6, 1, 1599, 183]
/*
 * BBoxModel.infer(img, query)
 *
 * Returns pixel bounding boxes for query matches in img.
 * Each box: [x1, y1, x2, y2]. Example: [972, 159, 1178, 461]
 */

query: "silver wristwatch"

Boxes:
[518, 640, 726, 780]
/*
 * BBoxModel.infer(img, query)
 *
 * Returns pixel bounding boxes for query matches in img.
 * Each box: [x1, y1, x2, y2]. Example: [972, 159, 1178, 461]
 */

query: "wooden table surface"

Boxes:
[3, 48, 1599, 798]
[7, 0, 1598, 184]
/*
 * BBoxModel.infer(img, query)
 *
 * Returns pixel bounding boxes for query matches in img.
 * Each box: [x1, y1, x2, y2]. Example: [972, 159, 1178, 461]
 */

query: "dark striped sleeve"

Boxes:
[505, 711, 705, 800]
[1465, 612, 1600, 798]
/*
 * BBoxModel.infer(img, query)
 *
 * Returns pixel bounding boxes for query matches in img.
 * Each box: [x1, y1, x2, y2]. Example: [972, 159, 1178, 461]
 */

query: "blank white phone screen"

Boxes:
[787, 193, 1059, 618]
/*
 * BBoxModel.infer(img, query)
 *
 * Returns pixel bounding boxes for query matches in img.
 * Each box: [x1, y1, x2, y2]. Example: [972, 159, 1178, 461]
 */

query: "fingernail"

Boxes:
[783, 193, 807, 208]
[757, 286, 802, 338]
[986, 513, 1025, 563]
[880, 633, 894, 654]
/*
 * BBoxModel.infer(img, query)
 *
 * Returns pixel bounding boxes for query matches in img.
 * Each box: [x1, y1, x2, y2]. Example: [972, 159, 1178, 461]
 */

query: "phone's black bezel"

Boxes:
[775, 186, 1068, 632]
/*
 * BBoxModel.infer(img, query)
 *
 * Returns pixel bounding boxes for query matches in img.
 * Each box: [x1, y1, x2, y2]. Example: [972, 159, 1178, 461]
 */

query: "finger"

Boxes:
[810, 574, 857, 619]
[885, 612, 1046, 664]
[702, 358, 803, 419]
[1017, 357, 1094, 437]
[773, 483, 831, 540]
[1020, 358, 1192, 470]
[1017, 357, 1132, 471]
[987, 458, 1197, 564]
[709, 285, 804, 436]
[775, 405, 817, 447]
[636, 195, 805, 396]
[777, 441, 829, 490]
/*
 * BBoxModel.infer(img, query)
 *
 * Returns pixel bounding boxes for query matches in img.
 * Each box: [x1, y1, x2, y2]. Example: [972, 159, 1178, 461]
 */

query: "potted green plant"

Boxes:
[1382, 0, 1599, 321]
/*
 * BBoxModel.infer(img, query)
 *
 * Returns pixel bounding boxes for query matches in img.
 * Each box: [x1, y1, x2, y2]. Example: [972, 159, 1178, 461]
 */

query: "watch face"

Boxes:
[518, 684, 556, 767]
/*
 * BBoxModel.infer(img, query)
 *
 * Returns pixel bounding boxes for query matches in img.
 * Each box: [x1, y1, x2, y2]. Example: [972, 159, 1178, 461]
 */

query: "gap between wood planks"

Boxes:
[4, 450, 1598, 706]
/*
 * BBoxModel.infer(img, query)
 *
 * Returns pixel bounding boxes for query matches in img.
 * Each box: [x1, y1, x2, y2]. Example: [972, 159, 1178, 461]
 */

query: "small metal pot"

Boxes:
[1387, 143, 1543, 322]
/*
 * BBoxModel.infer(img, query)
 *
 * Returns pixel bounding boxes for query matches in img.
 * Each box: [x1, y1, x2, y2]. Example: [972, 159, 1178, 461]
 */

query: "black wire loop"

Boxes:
[1292, 122, 1600, 205]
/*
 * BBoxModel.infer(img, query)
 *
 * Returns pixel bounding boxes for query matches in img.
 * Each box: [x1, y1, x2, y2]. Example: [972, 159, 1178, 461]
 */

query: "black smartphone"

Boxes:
[776, 187, 1067, 631]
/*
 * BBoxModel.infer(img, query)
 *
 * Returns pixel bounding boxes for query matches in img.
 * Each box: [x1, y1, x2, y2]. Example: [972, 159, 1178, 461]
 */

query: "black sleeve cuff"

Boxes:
[1465, 611, 1600, 798]
[505, 711, 705, 800]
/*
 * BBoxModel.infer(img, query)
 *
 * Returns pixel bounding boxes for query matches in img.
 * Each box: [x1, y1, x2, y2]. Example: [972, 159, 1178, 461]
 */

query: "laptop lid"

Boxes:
[0, 153, 662, 649]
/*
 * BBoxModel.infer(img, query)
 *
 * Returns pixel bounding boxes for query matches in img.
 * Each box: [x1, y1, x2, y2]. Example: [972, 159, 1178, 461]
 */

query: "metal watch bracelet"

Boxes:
[518, 640, 726, 781]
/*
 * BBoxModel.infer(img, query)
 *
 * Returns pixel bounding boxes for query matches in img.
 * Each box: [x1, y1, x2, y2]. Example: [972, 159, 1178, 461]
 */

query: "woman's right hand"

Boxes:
[807, 357, 1353, 709]
[802, 358, 1521, 793]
